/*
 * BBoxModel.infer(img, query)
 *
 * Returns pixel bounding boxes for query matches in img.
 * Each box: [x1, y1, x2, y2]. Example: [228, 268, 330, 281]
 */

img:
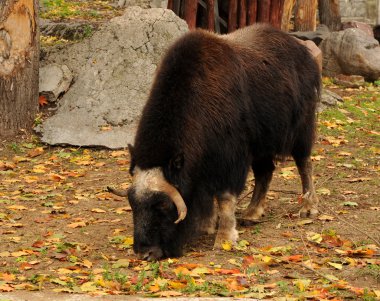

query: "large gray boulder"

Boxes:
[320, 28, 380, 81]
[36, 7, 188, 148]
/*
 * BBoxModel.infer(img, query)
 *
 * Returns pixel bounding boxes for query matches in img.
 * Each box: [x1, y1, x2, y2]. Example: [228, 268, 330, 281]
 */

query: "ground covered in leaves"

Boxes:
[0, 80, 379, 300]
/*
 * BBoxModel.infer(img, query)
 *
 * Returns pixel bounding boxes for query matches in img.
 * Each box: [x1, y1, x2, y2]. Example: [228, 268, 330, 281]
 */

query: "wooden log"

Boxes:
[207, 0, 215, 31]
[184, 0, 198, 30]
[228, 0, 238, 32]
[281, 0, 295, 31]
[239, 0, 247, 28]
[269, 0, 284, 28]
[247, 0, 257, 25]
[294, 0, 317, 31]
[167, 0, 174, 10]
[0, 0, 39, 137]
[318, 0, 341, 31]
[257, 0, 271, 23]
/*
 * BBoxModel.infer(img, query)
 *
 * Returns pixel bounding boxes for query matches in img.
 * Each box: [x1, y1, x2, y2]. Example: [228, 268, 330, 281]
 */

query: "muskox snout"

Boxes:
[136, 246, 163, 261]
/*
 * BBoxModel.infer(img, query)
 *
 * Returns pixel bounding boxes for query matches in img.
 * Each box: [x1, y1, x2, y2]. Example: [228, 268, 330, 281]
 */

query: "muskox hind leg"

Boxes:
[294, 156, 319, 217]
[240, 158, 275, 225]
[213, 193, 238, 248]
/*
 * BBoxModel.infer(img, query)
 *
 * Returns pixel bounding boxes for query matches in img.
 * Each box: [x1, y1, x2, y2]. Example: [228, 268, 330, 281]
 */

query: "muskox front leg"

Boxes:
[241, 158, 275, 224]
[213, 193, 238, 248]
[294, 156, 319, 217]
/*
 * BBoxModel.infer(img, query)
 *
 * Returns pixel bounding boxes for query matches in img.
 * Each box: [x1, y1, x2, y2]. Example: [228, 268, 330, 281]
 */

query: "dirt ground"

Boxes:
[0, 82, 379, 300]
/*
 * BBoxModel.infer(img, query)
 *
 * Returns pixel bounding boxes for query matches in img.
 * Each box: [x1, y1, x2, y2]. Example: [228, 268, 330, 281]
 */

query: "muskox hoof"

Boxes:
[238, 217, 261, 227]
[299, 207, 319, 218]
[213, 229, 238, 249]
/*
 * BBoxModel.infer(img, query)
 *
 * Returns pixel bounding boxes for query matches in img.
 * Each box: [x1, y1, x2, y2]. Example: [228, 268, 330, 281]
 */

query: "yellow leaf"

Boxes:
[67, 221, 86, 228]
[7, 205, 27, 211]
[10, 251, 29, 257]
[318, 214, 335, 221]
[293, 279, 311, 292]
[328, 262, 343, 270]
[158, 291, 182, 297]
[91, 208, 106, 213]
[169, 281, 186, 289]
[306, 232, 323, 244]
[80, 281, 98, 292]
[222, 240, 233, 251]
[0, 251, 11, 257]
[82, 259, 93, 268]
[32, 164, 48, 173]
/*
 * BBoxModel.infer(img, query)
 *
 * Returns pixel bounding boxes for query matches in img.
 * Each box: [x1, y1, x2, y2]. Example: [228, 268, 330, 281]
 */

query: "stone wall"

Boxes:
[339, 0, 378, 24]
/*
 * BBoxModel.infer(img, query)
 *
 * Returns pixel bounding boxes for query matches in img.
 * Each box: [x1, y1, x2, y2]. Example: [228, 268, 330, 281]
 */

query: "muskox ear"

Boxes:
[170, 152, 184, 171]
[128, 144, 136, 175]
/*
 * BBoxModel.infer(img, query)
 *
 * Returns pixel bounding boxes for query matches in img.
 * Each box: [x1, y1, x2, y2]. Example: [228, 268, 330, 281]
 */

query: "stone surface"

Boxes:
[290, 24, 331, 46]
[36, 7, 188, 148]
[296, 39, 322, 72]
[40, 19, 96, 40]
[333, 74, 365, 88]
[39, 64, 73, 102]
[342, 21, 374, 37]
[320, 28, 380, 81]
[318, 89, 343, 113]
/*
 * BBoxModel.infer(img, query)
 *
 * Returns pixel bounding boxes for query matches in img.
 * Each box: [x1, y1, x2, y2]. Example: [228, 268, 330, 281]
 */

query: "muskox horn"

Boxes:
[135, 167, 188, 224]
[154, 180, 187, 224]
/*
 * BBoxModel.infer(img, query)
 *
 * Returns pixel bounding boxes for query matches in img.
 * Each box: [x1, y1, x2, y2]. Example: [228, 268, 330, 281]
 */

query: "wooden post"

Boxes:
[184, 0, 198, 30]
[228, 0, 238, 32]
[294, 0, 317, 31]
[281, 0, 295, 31]
[257, 0, 271, 23]
[167, 0, 174, 10]
[0, 0, 39, 137]
[207, 0, 215, 31]
[247, 0, 257, 25]
[270, 0, 284, 28]
[318, 0, 341, 31]
[239, 0, 247, 28]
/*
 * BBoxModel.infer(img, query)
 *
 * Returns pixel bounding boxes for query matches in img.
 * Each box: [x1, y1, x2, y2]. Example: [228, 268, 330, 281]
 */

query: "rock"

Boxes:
[289, 25, 331, 46]
[320, 28, 380, 81]
[374, 25, 380, 43]
[39, 64, 73, 102]
[296, 39, 322, 72]
[36, 7, 188, 149]
[40, 19, 96, 40]
[342, 21, 374, 37]
[333, 74, 365, 88]
[318, 89, 343, 112]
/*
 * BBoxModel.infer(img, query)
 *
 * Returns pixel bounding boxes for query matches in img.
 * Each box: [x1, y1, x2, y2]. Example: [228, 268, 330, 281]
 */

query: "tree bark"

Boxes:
[318, 0, 341, 31]
[257, 0, 271, 23]
[270, 0, 284, 29]
[281, 0, 295, 31]
[228, 0, 238, 32]
[184, 0, 198, 30]
[294, 0, 317, 31]
[239, 0, 247, 28]
[0, 0, 39, 138]
[207, 0, 215, 31]
[247, 0, 257, 25]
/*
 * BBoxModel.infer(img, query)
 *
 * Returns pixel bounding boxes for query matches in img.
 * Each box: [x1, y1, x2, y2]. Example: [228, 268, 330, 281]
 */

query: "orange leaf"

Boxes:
[214, 268, 242, 275]
[286, 254, 304, 262]
[67, 221, 86, 228]
[39, 95, 48, 106]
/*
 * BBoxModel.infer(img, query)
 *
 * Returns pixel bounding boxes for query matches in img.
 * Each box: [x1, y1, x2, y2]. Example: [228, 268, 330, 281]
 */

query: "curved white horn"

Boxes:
[135, 167, 187, 223]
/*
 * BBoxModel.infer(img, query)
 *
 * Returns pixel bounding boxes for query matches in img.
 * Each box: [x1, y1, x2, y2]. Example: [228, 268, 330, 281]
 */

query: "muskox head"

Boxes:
[127, 166, 187, 260]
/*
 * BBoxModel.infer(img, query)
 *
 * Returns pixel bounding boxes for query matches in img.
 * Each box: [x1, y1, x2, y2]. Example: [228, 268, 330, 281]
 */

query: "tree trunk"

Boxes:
[184, 0, 198, 30]
[228, 0, 238, 32]
[257, 0, 271, 23]
[281, 0, 295, 31]
[318, 0, 341, 31]
[294, 0, 317, 31]
[0, 0, 39, 138]
[247, 0, 258, 25]
[207, 0, 215, 31]
[270, 0, 284, 29]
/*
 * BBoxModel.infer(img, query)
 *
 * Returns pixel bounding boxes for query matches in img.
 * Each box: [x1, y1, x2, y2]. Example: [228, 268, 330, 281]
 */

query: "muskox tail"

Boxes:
[107, 186, 128, 197]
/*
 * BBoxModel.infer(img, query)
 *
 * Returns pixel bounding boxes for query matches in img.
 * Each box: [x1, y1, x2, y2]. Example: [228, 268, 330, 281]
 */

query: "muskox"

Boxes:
[109, 24, 321, 260]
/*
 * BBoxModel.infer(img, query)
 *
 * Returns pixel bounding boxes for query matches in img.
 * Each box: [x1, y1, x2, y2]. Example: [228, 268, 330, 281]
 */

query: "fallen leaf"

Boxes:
[27, 147, 44, 158]
[158, 291, 182, 297]
[328, 262, 343, 270]
[67, 221, 87, 228]
[341, 201, 358, 207]
[318, 214, 335, 221]
[91, 208, 106, 213]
